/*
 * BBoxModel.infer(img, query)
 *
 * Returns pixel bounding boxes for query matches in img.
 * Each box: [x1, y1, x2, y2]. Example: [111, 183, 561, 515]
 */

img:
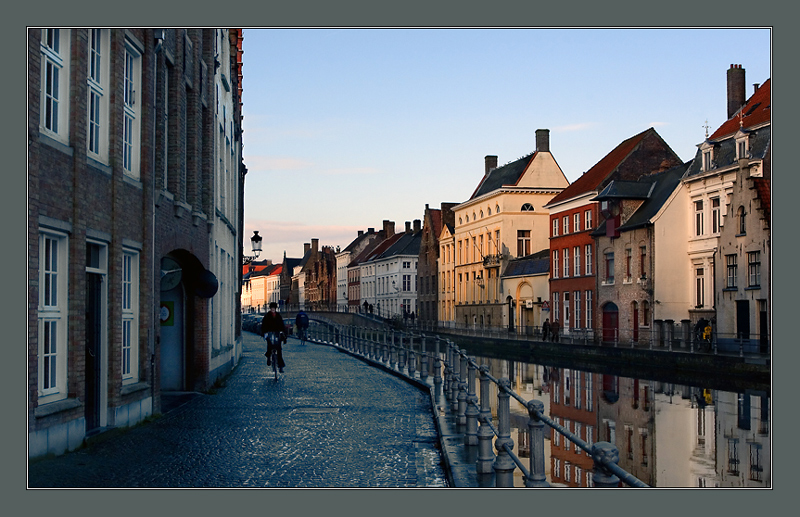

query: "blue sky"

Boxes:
[240, 28, 770, 262]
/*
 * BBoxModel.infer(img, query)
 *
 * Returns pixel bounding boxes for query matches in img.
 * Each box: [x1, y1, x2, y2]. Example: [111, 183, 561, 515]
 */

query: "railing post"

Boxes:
[476, 365, 494, 474]
[398, 333, 407, 373]
[592, 442, 621, 488]
[450, 345, 460, 411]
[420, 335, 429, 382]
[391, 331, 398, 370]
[408, 335, 417, 379]
[433, 338, 443, 398]
[465, 358, 479, 445]
[525, 400, 550, 487]
[457, 353, 468, 425]
[493, 378, 516, 487]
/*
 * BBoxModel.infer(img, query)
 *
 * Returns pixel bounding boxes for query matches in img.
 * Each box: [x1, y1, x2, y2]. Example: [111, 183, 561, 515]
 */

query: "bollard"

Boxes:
[450, 346, 460, 411]
[592, 442, 621, 488]
[464, 359, 479, 445]
[433, 339, 443, 398]
[476, 365, 494, 474]
[420, 335, 429, 382]
[398, 334, 406, 373]
[525, 400, 550, 487]
[493, 378, 516, 487]
[457, 354, 468, 425]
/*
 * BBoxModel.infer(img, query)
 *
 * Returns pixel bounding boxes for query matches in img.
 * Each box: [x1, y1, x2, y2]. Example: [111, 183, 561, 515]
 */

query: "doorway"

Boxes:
[602, 302, 619, 343]
[85, 272, 102, 432]
[160, 283, 185, 391]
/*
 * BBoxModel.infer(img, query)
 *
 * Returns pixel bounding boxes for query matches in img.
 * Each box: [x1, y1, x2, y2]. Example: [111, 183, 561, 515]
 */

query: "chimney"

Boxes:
[304, 243, 310, 254]
[753, 83, 760, 94]
[405, 221, 411, 233]
[367, 227, 375, 233]
[535, 129, 550, 153]
[358, 230, 364, 237]
[727, 64, 746, 119]
[311, 238, 319, 253]
[485, 155, 498, 175]
[413, 219, 421, 232]
[383, 220, 395, 238]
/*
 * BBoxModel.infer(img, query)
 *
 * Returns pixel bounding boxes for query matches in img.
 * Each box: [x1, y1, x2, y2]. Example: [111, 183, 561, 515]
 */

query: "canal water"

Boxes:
[463, 353, 770, 488]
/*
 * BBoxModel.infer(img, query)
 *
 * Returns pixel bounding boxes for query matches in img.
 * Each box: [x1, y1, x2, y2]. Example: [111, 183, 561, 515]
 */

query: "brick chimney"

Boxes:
[383, 220, 395, 238]
[727, 64, 746, 119]
[357, 230, 364, 237]
[405, 221, 411, 233]
[304, 243, 310, 254]
[485, 155, 498, 175]
[536, 129, 550, 153]
[413, 219, 421, 232]
[311, 238, 319, 253]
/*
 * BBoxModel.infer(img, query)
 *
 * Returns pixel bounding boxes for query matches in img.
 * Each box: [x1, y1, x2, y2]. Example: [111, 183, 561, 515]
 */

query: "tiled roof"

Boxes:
[547, 128, 660, 206]
[502, 249, 550, 278]
[381, 231, 421, 258]
[617, 162, 688, 231]
[470, 153, 536, 200]
[753, 177, 771, 224]
[709, 79, 771, 140]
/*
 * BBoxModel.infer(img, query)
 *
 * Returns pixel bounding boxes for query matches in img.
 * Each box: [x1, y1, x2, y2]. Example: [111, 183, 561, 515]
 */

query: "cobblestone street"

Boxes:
[28, 331, 448, 488]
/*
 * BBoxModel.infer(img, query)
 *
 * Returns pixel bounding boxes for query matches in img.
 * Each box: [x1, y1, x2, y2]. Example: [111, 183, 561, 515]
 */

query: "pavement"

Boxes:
[27, 331, 448, 488]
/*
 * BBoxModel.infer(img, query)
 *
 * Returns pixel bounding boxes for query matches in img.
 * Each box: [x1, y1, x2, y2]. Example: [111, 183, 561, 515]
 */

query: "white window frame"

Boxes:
[38, 230, 69, 403]
[563, 248, 569, 277]
[585, 209, 592, 231]
[87, 29, 110, 162]
[585, 244, 593, 276]
[712, 197, 721, 234]
[695, 267, 705, 308]
[574, 246, 580, 277]
[40, 29, 71, 143]
[586, 290, 593, 330]
[694, 199, 704, 236]
[123, 40, 142, 179]
[574, 213, 580, 233]
[563, 292, 570, 328]
[748, 251, 761, 287]
[574, 291, 581, 331]
[552, 217, 559, 237]
[563, 215, 569, 234]
[553, 292, 560, 324]
[122, 250, 140, 383]
[553, 249, 559, 278]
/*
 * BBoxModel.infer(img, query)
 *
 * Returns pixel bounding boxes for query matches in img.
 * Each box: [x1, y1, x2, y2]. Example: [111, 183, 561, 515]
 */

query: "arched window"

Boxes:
[738, 206, 746, 234]
[521, 203, 535, 211]
[487, 207, 492, 215]
[480, 210, 484, 218]
[496, 204, 500, 213]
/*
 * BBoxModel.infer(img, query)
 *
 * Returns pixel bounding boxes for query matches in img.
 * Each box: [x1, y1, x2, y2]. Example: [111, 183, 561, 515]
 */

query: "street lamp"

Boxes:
[243, 230, 263, 264]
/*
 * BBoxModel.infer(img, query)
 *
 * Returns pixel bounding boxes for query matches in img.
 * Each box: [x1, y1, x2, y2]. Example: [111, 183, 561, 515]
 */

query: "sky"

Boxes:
[240, 28, 771, 262]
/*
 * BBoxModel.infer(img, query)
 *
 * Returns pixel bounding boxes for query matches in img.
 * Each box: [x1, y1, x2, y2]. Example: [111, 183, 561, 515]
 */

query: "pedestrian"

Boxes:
[261, 302, 286, 372]
[552, 319, 560, 343]
[295, 309, 310, 344]
[542, 318, 550, 341]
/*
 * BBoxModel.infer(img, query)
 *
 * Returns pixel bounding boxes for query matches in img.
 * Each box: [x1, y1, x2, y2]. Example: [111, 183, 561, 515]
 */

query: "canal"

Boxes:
[447, 348, 770, 488]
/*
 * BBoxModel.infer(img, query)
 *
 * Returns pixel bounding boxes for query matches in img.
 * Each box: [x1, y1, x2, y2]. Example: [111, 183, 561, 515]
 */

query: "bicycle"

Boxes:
[265, 332, 281, 380]
[298, 326, 308, 346]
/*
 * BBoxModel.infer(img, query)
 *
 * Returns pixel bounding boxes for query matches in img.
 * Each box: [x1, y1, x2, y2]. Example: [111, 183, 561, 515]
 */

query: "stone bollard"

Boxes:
[408, 339, 416, 379]
[450, 346, 460, 411]
[592, 442, 621, 488]
[457, 354, 468, 425]
[465, 359, 479, 445]
[525, 400, 550, 487]
[433, 339, 443, 398]
[493, 378, 516, 487]
[476, 365, 494, 474]
[420, 335, 429, 382]
[398, 334, 406, 373]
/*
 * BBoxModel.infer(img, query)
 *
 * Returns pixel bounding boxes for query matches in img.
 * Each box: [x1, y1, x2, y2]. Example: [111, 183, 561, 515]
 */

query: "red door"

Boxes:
[602, 303, 619, 343]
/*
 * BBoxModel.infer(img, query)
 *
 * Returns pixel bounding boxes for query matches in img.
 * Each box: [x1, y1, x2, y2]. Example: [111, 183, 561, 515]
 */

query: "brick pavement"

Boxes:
[27, 331, 448, 488]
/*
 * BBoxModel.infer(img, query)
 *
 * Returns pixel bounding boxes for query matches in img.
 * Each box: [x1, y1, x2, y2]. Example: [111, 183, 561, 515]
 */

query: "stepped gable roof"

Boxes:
[753, 177, 770, 223]
[710, 79, 771, 140]
[470, 153, 536, 200]
[547, 128, 656, 206]
[429, 208, 443, 238]
[502, 249, 550, 278]
[249, 263, 281, 278]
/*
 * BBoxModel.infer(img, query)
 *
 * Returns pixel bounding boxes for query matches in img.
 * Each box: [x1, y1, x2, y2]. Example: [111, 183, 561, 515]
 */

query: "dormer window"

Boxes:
[699, 141, 715, 172]
[735, 129, 750, 161]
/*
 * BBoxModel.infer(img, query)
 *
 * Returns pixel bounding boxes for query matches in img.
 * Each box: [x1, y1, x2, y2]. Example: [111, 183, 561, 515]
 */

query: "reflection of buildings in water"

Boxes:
[653, 383, 717, 487]
[715, 390, 770, 488]
[595, 375, 656, 486]
[548, 367, 600, 487]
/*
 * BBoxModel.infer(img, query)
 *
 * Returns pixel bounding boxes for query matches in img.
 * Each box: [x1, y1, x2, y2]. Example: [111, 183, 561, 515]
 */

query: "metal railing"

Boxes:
[303, 321, 649, 488]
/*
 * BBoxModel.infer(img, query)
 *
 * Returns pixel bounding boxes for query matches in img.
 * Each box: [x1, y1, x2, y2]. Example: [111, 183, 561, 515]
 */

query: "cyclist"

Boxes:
[296, 309, 310, 345]
[261, 302, 286, 372]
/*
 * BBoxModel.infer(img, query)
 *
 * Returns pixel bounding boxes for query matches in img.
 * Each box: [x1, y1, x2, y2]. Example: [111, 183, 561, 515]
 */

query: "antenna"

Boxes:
[702, 120, 710, 139]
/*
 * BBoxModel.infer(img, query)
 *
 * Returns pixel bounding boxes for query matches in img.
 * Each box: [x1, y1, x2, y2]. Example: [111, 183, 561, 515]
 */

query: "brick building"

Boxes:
[28, 28, 245, 458]
[417, 203, 456, 326]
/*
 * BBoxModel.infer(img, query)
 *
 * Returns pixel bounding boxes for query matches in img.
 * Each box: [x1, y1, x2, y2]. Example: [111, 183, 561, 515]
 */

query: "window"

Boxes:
[585, 374, 593, 411]
[123, 41, 142, 179]
[563, 292, 570, 328]
[564, 462, 571, 482]
[458, 241, 462, 264]
[521, 203, 534, 211]
[695, 267, 704, 307]
[553, 249, 559, 278]
[402, 274, 411, 291]
[122, 251, 139, 383]
[585, 209, 593, 231]
[574, 246, 580, 276]
[38, 231, 68, 402]
[564, 420, 571, 449]
[40, 29, 71, 142]
[604, 419, 616, 443]
[737, 393, 751, 430]
[727, 438, 740, 475]
[585, 245, 593, 275]
[625, 425, 634, 459]
[563, 215, 569, 234]
[738, 206, 746, 235]
[639, 246, 647, 278]
[552, 218, 559, 237]
[625, 249, 632, 281]
[640, 430, 649, 466]
[87, 29, 110, 161]
[403, 261, 411, 269]
[574, 213, 580, 233]
[553, 292, 560, 324]
[748, 251, 761, 287]
[574, 370, 581, 409]
[563, 248, 569, 277]
[553, 458, 561, 478]
[517, 230, 531, 257]
[574, 291, 581, 331]
[605, 253, 614, 284]
[694, 200, 704, 236]
[738, 138, 748, 160]
[642, 301, 650, 327]
[750, 444, 763, 482]
[586, 291, 593, 330]
[703, 150, 712, 171]
[712, 198, 721, 233]
[726, 255, 738, 288]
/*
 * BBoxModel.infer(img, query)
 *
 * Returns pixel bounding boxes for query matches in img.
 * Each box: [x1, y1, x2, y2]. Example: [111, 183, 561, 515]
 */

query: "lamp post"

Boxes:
[243, 230, 262, 264]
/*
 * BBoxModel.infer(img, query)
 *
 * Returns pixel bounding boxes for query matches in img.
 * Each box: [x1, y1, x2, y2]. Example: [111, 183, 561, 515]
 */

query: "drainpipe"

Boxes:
[151, 29, 164, 409]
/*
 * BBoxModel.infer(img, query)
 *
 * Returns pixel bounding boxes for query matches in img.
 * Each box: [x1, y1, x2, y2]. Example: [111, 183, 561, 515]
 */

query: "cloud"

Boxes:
[553, 122, 597, 132]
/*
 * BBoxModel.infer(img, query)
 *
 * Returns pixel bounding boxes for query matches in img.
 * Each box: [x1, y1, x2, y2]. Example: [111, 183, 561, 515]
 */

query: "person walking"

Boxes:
[542, 318, 550, 341]
[552, 319, 560, 343]
[261, 302, 287, 372]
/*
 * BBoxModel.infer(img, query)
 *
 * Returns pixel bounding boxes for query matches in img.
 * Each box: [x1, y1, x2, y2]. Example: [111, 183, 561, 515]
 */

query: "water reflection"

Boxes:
[470, 355, 770, 488]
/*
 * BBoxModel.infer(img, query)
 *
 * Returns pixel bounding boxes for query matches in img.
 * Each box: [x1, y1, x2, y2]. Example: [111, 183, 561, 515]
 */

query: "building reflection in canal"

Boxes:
[472, 355, 770, 487]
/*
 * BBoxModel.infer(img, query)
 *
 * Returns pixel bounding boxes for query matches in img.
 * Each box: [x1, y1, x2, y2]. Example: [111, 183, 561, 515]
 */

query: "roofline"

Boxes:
[456, 186, 565, 211]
